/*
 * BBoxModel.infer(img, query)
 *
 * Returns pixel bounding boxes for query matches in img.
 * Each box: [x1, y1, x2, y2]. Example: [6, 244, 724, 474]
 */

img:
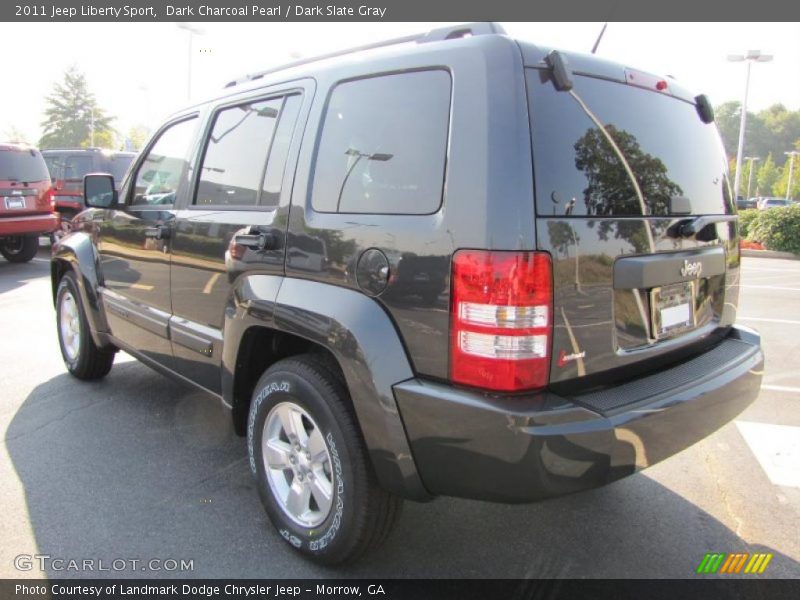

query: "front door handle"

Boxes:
[144, 224, 171, 240]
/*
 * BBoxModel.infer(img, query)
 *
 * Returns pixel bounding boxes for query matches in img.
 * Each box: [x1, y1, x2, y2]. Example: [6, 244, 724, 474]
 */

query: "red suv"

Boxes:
[0, 144, 59, 262]
[42, 148, 136, 228]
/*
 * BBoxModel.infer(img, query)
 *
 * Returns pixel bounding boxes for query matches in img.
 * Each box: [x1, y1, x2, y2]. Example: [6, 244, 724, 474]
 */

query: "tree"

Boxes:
[125, 125, 151, 151]
[715, 102, 800, 167]
[574, 125, 681, 254]
[3, 126, 29, 144]
[757, 154, 780, 197]
[715, 101, 744, 159]
[714, 101, 770, 161]
[39, 66, 115, 149]
[772, 156, 800, 201]
[761, 105, 800, 165]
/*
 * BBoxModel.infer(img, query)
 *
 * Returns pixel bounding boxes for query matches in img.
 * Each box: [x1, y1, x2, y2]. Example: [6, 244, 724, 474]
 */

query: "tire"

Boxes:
[56, 271, 115, 380]
[247, 354, 402, 564]
[1, 235, 39, 263]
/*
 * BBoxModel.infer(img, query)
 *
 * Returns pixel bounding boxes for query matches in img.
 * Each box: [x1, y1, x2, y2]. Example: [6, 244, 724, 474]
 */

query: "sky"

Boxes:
[1, 21, 798, 145]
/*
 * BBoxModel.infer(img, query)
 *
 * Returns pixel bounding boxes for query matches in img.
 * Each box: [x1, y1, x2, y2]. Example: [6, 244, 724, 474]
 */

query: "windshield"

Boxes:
[109, 154, 134, 182]
[528, 69, 733, 217]
[0, 148, 50, 182]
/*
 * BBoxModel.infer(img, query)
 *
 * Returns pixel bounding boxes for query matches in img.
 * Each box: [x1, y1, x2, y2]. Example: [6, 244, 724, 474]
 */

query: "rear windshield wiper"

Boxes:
[675, 215, 738, 238]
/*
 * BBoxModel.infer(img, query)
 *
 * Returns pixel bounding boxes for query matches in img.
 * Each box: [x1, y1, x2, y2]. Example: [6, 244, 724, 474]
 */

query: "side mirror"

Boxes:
[84, 173, 118, 208]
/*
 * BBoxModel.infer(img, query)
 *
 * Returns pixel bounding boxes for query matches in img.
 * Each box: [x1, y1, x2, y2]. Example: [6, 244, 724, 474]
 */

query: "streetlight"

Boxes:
[744, 156, 760, 200]
[785, 151, 800, 201]
[727, 50, 773, 201]
[177, 23, 205, 102]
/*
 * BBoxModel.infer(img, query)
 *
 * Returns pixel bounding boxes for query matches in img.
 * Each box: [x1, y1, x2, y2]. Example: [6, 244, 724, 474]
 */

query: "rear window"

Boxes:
[311, 70, 451, 215]
[43, 153, 94, 181]
[528, 70, 732, 217]
[0, 148, 50, 182]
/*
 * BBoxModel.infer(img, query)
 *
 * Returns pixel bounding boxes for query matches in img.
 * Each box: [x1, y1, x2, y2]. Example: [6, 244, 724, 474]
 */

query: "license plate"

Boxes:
[650, 281, 695, 339]
[4, 197, 26, 209]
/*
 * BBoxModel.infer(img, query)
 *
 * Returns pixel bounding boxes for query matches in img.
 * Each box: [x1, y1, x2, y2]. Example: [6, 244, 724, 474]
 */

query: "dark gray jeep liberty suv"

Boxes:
[51, 23, 764, 564]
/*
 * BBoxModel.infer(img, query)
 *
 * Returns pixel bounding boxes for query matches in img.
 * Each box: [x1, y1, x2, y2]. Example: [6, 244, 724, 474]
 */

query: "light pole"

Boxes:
[744, 156, 760, 201]
[785, 151, 799, 201]
[177, 23, 205, 102]
[727, 50, 773, 201]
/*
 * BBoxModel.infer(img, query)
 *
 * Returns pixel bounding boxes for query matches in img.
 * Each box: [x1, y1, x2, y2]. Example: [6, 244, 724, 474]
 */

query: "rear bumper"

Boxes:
[0, 213, 60, 236]
[394, 326, 764, 503]
[54, 196, 83, 212]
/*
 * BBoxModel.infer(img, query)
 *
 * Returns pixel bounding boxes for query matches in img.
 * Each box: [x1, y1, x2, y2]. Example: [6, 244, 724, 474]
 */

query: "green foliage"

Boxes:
[39, 66, 116, 149]
[715, 102, 800, 170]
[747, 205, 800, 254]
[757, 154, 780, 197]
[737, 209, 760, 238]
[772, 156, 800, 201]
[126, 125, 151, 151]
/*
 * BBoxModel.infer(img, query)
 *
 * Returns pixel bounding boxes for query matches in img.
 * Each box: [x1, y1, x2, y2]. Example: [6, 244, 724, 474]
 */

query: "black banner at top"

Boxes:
[2, 0, 800, 22]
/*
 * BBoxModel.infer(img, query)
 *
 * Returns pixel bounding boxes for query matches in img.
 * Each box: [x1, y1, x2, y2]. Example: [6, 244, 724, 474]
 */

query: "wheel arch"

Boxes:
[51, 232, 111, 349]
[223, 276, 432, 501]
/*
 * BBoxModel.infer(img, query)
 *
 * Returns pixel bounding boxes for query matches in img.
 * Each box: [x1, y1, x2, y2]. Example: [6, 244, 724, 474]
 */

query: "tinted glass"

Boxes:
[312, 70, 451, 214]
[43, 155, 59, 178]
[62, 155, 93, 180]
[0, 148, 50, 182]
[132, 117, 198, 207]
[109, 154, 135, 182]
[195, 97, 282, 207]
[528, 70, 732, 217]
[261, 95, 302, 208]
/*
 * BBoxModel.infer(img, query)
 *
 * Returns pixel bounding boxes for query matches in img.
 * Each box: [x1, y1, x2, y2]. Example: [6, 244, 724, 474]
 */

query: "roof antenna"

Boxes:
[591, 23, 608, 54]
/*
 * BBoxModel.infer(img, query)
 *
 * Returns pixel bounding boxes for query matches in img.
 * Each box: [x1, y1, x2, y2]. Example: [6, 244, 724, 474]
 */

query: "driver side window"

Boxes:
[131, 117, 198, 207]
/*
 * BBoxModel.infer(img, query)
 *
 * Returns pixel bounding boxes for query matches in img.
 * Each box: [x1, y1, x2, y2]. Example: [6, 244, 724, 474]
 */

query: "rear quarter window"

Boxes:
[311, 70, 451, 215]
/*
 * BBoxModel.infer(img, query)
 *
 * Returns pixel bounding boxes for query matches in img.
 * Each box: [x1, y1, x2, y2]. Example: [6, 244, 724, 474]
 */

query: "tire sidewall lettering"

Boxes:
[247, 380, 291, 474]
[248, 375, 347, 555]
[308, 432, 344, 552]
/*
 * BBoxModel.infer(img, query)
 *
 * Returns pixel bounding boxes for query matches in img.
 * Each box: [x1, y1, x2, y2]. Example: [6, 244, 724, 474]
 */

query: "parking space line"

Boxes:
[739, 316, 800, 325]
[761, 385, 800, 394]
[744, 274, 800, 282]
[203, 272, 221, 295]
[736, 422, 800, 489]
[736, 285, 800, 292]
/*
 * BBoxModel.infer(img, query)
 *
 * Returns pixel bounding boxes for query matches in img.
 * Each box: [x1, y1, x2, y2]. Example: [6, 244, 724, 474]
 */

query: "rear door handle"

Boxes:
[232, 228, 279, 251]
[144, 224, 171, 240]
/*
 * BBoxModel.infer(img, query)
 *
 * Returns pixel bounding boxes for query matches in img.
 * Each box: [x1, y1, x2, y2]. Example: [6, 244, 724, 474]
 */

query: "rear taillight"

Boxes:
[450, 250, 553, 392]
[46, 186, 55, 210]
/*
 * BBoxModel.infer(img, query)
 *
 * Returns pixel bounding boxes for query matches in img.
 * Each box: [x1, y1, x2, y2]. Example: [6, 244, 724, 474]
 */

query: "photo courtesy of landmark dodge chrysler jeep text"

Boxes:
[50, 23, 764, 564]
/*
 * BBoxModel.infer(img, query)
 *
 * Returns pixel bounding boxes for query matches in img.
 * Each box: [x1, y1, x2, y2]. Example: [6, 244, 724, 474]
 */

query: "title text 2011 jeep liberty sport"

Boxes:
[51, 23, 764, 564]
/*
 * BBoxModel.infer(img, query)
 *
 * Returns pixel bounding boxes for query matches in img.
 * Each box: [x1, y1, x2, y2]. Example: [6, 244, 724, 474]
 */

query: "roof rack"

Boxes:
[223, 22, 507, 89]
[40, 147, 106, 152]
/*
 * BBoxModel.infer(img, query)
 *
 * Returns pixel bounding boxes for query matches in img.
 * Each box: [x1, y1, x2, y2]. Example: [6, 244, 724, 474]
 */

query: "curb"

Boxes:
[741, 249, 799, 260]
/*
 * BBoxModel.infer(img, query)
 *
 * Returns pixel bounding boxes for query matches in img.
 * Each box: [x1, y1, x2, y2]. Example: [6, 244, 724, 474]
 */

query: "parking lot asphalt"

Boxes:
[1, 248, 798, 579]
